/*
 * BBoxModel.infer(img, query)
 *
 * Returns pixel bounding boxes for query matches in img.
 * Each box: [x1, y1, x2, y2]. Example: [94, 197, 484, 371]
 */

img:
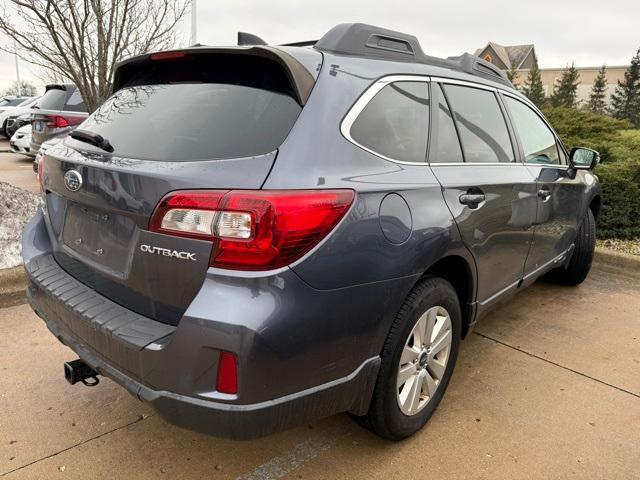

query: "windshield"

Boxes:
[77, 83, 302, 161]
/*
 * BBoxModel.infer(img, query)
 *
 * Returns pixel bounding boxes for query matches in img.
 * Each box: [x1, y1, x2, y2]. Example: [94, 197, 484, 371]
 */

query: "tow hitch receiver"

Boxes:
[64, 359, 100, 386]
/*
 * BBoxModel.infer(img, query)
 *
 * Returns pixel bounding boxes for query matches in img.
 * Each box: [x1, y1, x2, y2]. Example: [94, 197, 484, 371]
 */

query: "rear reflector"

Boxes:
[217, 351, 238, 394]
[149, 189, 355, 270]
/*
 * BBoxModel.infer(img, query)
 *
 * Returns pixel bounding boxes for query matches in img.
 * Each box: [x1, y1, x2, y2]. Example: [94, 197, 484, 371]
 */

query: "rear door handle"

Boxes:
[459, 192, 486, 206]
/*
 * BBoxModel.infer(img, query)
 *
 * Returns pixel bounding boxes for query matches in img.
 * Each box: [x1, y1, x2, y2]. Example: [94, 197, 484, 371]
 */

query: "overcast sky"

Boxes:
[0, 0, 638, 94]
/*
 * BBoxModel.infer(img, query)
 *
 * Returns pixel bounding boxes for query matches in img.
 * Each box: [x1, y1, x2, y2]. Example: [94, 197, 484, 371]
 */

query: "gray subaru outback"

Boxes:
[22, 23, 602, 440]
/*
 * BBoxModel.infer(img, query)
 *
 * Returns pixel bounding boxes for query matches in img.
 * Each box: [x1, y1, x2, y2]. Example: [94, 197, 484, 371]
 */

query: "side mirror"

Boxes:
[569, 147, 600, 170]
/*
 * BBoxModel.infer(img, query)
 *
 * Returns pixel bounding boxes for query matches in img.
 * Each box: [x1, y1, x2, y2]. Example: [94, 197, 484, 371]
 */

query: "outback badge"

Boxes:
[140, 244, 196, 261]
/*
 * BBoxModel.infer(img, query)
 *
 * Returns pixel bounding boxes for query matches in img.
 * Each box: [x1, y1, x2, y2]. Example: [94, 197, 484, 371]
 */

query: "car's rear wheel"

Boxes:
[355, 276, 461, 440]
[544, 208, 595, 285]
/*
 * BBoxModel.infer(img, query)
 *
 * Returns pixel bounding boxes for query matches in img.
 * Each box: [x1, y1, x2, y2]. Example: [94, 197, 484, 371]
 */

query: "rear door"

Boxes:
[39, 49, 319, 325]
[501, 94, 585, 276]
[429, 81, 537, 311]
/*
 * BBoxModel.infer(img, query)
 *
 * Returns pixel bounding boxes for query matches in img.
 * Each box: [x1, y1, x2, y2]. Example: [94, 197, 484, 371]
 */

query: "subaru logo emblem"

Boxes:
[64, 170, 83, 192]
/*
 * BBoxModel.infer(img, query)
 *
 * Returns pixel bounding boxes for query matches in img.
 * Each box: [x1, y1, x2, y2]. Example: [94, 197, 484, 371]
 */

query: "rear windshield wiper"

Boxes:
[69, 129, 114, 153]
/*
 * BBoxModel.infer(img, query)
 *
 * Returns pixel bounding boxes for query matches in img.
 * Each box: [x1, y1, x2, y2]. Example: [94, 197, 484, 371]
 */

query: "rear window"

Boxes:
[79, 83, 301, 161]
[0, 98, 26, 107]
[76, 54, 305, 161]
[35, 88, 67, 110]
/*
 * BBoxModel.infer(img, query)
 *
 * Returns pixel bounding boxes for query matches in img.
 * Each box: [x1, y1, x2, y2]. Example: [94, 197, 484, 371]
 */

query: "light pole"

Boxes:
[14, 40, 21, 96]
[190, 0, 197, 45]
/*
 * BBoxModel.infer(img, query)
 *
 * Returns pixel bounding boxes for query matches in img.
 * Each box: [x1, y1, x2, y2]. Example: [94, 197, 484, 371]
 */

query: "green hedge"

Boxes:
[542, 107, 640, 239]
[596, 159, 640, 238]
[542, 107, 632, 162]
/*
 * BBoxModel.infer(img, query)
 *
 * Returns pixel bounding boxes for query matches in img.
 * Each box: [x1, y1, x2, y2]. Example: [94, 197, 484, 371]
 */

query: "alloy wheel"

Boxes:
[396, 305, 453, 416]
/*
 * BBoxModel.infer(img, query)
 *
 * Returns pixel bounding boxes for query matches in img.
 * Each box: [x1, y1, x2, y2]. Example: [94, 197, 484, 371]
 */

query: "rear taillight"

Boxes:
[44, 115, 84, 128]
[149, 189, 355, 270]
[216, 351, 238, 394]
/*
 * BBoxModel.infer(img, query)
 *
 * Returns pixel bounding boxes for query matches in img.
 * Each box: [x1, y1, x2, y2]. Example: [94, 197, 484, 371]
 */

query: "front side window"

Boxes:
[350, 81, 430, 163]
[444, 84, 514, 163]
[504, 96, 560, 165]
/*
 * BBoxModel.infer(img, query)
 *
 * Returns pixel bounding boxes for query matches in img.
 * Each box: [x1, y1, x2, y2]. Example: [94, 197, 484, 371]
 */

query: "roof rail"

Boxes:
[314, 23, 425, 61]
[234, 24, 513, 87]
[313, 23, 512, 87]
[446, 53, 511, 85]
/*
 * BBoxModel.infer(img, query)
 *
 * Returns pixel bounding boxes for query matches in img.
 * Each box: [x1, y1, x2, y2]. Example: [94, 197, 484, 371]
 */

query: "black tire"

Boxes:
[545, 208, 596, 285]
[354, 276, 461, 440]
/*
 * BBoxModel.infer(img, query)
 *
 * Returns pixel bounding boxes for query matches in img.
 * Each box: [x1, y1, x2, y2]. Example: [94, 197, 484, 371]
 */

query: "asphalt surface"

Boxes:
[0, 140, 37, 194]
[1, 261, 639, 479]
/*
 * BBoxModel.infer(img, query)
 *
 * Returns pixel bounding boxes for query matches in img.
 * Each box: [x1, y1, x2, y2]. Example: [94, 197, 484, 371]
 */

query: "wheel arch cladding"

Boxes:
[421, 255, 475, 338]
[589, 194, 602, 220]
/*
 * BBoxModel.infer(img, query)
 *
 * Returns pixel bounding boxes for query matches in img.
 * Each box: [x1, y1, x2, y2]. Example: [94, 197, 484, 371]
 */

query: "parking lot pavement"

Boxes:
[1, 263, 639, 479]
[0, 140, 37, 194]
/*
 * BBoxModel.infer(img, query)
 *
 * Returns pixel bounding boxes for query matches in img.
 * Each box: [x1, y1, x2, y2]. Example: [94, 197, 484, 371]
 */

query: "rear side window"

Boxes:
[504, 96, 560, 165]
[63, 89, 87, 112]
[433, 85, 464, 163]
[350, 81, 429, 163]
[35, 88, 67, 110]
[444, 85, 514, 163]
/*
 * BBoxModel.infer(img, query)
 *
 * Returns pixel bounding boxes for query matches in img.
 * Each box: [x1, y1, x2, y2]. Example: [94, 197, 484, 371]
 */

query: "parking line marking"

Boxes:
[235, 425, 351, 480]
[473, 331, 640, 400]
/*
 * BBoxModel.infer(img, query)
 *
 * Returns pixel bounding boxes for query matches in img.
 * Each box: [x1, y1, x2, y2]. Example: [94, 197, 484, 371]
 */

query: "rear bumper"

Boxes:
[21, 209, 410, 439]
[32, 295, 378, 439]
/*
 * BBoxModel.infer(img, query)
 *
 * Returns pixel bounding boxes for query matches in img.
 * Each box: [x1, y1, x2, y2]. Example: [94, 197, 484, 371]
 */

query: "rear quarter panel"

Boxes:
[264, 54, 478, 351]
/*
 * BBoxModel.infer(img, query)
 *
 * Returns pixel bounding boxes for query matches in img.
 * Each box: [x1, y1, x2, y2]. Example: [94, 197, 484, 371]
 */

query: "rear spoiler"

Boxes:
[112, 46, 317, 106]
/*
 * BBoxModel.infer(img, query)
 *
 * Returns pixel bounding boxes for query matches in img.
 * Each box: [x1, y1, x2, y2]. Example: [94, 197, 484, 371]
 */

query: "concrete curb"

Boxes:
[0, 248, 638, 308]
[592, 247, 640, 276]
[0, 265, 27, 308]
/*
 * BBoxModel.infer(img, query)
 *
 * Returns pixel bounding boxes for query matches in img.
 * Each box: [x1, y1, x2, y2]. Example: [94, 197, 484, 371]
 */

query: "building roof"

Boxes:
[474, 42, 535, 69]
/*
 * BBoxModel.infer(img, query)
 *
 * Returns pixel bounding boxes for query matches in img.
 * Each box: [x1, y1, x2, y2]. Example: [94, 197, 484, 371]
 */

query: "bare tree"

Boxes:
[0, 0, 189, 112]
[2, 79, 38, 96]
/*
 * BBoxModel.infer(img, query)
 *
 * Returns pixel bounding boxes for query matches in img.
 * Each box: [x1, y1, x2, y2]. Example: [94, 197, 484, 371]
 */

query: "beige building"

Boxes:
[475, 42, 627, 105]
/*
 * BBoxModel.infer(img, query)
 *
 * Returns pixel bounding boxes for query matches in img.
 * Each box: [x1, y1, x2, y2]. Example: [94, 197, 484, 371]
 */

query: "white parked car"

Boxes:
[32, 134, 65, 172]
[10, 124, 33, 157]
[1, 96, 39, 137]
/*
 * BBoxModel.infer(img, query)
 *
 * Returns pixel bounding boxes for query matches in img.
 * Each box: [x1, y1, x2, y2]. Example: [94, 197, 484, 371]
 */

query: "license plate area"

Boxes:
[33, 120, 44, 132]
[62, 204, 136, 275]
